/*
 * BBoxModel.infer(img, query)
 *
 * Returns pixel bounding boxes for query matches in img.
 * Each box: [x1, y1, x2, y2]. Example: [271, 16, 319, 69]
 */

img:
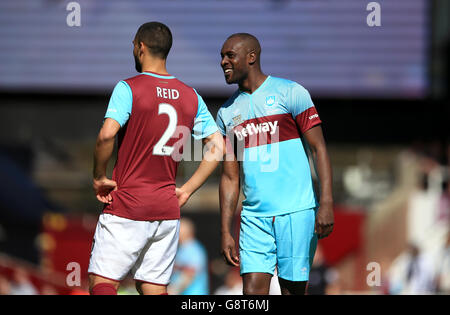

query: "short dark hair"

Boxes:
[135, 22, 173, 59]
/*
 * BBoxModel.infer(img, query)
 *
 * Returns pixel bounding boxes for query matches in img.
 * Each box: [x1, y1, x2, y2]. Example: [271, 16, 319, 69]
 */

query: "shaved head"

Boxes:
[226, 33, 261, 59]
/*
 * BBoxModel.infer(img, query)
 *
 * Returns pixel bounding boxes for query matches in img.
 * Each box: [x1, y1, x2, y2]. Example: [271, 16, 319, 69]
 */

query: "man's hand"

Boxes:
[92, 118, 120, 205]
[303, 125, 334, 240]
[174, 131, 224, 209]
[314, 202, 334, 239]
[93, 177, 117, 204]
[175, 187, 191, 208]
[221, 232, 240, 267]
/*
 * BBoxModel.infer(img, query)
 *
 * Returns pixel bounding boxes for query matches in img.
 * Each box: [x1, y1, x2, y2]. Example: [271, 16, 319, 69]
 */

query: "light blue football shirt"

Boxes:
[216, 76, 321, 217]
[171, 239, 209, 295]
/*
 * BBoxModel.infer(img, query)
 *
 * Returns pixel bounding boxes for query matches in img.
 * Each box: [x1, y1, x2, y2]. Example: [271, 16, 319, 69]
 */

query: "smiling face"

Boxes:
[220, 37, 251, 85]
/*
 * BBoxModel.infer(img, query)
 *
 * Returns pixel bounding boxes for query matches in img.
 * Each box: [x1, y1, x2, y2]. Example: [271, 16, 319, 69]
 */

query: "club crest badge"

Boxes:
[232, 114, 242, 126]
[265, 95, 276, 106]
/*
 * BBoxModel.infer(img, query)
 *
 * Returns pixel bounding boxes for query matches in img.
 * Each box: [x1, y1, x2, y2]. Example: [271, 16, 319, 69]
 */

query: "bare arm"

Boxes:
[93, 118, 120, 204]
[219, 144, 240, 266]
[176, 131, 224, 207]
[303, 125, 334, 239]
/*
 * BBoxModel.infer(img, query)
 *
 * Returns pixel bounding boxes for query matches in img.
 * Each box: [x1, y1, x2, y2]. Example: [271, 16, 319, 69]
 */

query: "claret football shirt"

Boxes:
[103, 71, 218, 221]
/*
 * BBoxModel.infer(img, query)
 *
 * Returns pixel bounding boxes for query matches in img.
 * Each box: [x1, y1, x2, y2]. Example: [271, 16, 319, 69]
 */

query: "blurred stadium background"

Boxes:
[0, 0, 448, 295]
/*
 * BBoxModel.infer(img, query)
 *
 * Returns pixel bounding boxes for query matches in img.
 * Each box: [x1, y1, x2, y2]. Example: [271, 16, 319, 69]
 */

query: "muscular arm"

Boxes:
[93, 118, 120, 203]
[219, 147, 240, 266]
[303, 125, 334, 239]
[176, 131, 224, 206]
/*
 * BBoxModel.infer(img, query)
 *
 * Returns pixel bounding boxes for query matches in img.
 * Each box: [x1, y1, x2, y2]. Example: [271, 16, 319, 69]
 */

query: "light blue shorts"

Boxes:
[239, 208, 317, 282]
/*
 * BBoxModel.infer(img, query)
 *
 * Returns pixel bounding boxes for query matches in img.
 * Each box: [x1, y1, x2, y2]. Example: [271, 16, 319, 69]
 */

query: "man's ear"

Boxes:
[138, 41, 146, 55]
[248, 51, 257, 65]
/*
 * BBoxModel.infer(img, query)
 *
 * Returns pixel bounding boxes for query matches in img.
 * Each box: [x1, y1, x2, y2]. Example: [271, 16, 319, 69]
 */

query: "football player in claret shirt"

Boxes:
[217, 33, 334, 295]
[88, 22, 224, 295]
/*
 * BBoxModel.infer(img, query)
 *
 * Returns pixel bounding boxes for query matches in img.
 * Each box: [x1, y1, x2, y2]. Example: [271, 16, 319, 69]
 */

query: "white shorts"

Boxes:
[88, 213, 180, 285]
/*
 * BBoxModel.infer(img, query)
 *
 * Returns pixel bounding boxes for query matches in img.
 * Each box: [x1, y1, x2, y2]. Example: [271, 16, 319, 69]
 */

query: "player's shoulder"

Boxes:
[221, 89, 240, 108]
[119, 74, 150, 91]
[109, 80, 132, 97]
[216, 89, 240, 121]
[218, 89, 240, 113]
[269, 75, 308, 93]
[122, 73, 145, 84]
[172, 77, 196, 92]
[169, 77, 200, 100]
[124, 73, 198, 97]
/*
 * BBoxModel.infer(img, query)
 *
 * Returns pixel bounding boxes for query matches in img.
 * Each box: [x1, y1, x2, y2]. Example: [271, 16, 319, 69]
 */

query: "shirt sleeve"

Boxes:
[192, 91, 219, 140]
[104, 81, 133, 127]
[289, 83, 322, 134]
[215, 109, 226, 136]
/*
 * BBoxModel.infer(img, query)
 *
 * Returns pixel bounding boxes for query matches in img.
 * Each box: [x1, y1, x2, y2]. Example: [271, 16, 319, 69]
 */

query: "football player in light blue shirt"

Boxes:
[217, 33, 334, 295]
[169, 218, 209, 295]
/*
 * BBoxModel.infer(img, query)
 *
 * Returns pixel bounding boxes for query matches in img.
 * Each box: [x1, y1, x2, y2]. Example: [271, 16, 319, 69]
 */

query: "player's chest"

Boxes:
[226, 93, 288, 128]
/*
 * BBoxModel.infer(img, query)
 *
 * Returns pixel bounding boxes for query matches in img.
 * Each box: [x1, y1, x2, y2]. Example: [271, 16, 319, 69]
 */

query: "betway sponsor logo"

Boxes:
[234, 121, 278, 141]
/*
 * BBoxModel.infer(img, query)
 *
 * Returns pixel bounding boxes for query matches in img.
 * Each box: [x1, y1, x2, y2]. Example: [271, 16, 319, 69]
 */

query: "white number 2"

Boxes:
[153, 103, 178, 156]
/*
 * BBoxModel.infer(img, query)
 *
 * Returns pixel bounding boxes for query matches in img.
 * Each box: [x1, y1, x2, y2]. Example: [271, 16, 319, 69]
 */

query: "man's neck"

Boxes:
[238, 71, 267, 94]
[141, 58, 169, 75]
